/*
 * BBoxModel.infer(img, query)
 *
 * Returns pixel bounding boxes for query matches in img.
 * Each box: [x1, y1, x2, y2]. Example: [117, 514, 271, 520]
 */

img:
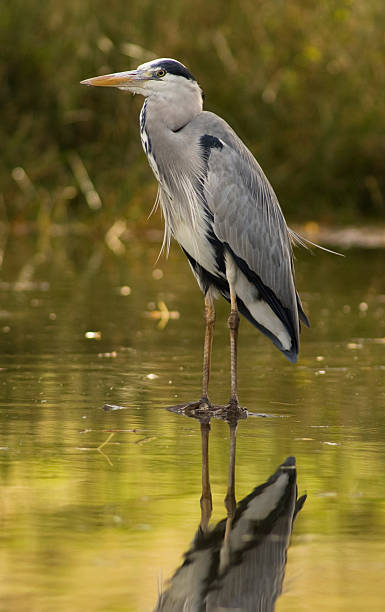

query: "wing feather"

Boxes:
[192, 112, 303, 352]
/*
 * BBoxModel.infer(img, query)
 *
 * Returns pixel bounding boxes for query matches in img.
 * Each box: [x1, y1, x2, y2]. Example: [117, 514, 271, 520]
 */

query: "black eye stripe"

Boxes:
[155, 60, 196, 81]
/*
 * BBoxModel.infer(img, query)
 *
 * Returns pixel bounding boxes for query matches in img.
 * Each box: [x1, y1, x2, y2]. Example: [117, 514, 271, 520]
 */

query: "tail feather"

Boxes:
[231, 295, 299, 363]
[181, 247, 305, 362]
[296, 291, 310, 328]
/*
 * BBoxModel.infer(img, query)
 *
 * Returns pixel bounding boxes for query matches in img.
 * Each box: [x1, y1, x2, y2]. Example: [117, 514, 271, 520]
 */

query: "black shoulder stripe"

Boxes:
[199, 134, 223, 194]
[200, 134, 223, 163]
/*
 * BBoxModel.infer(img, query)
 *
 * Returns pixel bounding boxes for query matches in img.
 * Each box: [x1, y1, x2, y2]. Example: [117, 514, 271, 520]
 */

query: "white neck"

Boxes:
[144, 81, 202, 131]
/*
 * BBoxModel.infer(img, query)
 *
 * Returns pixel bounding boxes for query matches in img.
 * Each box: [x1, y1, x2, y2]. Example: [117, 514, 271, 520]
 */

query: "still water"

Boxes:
[0, 231, 385, 611]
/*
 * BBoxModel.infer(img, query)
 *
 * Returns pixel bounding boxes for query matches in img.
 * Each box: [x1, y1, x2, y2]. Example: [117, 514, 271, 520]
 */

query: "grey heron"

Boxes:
[81, 58, 310, 410]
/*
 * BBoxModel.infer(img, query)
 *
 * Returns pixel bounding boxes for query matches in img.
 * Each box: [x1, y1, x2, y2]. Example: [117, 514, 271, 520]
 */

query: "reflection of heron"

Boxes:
[82, 58, 310, 410]
[154, 413, 306, 611]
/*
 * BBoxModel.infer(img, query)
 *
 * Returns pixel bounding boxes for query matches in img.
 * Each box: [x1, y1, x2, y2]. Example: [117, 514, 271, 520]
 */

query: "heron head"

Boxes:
[81, 58, 202, 100]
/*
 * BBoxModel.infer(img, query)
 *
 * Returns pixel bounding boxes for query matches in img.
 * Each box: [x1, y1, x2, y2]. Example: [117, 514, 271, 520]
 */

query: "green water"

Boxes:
[1, 233, 385, 611]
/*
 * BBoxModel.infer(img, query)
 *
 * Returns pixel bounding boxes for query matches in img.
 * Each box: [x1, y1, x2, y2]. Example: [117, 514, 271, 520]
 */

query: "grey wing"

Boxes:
[199, 116, 305, 360]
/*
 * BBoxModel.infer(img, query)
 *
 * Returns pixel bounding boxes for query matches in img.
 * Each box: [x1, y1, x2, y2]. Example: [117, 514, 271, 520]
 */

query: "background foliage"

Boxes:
[2, 0, 385, 228]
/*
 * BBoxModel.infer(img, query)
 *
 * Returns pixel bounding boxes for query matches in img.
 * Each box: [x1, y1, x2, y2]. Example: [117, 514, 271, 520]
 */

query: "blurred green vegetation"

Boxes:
[1, 0, 385, 230]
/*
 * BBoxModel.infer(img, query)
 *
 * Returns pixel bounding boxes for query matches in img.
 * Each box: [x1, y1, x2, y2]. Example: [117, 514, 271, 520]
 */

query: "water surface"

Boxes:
[1, 233, 384, 611]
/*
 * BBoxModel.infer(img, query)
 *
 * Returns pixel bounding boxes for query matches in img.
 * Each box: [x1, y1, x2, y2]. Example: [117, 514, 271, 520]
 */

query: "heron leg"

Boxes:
[167, 295, 214, 415]
[201, 292, 215, 404]
[228, 284, 240, 406]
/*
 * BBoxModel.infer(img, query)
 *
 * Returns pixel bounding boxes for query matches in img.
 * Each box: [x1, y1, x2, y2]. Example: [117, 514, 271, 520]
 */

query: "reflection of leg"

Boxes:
[227, 284, 239, 406]
[224, 421, 237, 541]
[200, 421, 212, 532]
[202, 292, 215, 403]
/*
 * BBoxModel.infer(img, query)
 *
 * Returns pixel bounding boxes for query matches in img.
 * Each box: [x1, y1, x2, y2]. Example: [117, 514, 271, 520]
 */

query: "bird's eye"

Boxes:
[156, 69, 166, 78]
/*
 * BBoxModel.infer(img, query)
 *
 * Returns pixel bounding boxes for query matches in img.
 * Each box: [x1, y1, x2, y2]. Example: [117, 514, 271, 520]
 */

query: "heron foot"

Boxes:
[221, 398, 247, 420]
[181, 397, 213, 414]
[165, 397, 212, 417]
[165, 397, 247, 422]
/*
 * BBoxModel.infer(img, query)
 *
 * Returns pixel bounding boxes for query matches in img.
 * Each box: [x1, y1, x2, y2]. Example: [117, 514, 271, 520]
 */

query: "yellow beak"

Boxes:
[80, 70, 145, 88]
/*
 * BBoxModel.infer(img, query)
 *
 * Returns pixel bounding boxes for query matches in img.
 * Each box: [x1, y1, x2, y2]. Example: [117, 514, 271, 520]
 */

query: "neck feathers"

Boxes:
[144, 81, 203, 131]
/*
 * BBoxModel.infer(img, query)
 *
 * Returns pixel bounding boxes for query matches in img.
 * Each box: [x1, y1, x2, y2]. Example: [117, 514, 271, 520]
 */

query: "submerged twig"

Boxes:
[97, 432, 115, 451]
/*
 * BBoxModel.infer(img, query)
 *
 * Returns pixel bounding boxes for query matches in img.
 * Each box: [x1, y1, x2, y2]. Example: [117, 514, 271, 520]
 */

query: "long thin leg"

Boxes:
[167, 293, 215, 416]
[200, 420, 212, 532]
[202, 292, 215, 403]
[227, 284, 240, 406]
